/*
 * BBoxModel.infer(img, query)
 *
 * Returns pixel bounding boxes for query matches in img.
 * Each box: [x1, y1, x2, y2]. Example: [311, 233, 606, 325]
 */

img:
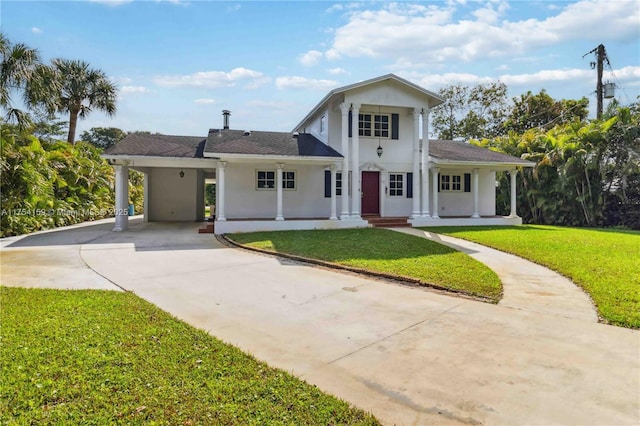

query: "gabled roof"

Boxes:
[104, 133, 206, 158]
[429, 140, 534, 166]
[293, 73, 445, 132]
[204, 129, 343, 158]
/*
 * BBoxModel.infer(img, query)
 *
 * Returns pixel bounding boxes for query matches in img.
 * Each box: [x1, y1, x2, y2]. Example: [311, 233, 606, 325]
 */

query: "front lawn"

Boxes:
[227, 228, 501, 301]
[428, 225, 640, 329]
[0, 287, 379, 425]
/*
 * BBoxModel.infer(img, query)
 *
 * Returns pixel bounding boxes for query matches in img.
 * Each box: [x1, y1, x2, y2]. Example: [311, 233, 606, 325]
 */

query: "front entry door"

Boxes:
[361, 171, 380, 215]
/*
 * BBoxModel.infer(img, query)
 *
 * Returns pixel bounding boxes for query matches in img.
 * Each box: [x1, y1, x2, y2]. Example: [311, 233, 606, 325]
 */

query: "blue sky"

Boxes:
[3, 0, 639, 138]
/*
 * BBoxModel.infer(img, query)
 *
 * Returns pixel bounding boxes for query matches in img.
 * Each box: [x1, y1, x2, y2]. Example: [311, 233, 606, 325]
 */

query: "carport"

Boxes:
[103, 133, 216, 231]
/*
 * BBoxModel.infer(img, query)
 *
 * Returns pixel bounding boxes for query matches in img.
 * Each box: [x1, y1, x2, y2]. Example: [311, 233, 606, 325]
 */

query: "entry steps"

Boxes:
[198, 222, 215, 234]
[365, 216, 408, 228]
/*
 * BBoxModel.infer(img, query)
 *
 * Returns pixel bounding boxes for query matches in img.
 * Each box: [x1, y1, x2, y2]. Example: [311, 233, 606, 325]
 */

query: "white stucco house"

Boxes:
[103, 74, 534, 234]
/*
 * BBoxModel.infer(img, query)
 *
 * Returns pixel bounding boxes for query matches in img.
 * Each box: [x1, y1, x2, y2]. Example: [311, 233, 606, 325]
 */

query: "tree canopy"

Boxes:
[1, 34, 119, 144]
[80, 127, 127, 149]
[0, 33, 41, 128]
[40, 59, 118, 144]
[431, 82, 508, 141]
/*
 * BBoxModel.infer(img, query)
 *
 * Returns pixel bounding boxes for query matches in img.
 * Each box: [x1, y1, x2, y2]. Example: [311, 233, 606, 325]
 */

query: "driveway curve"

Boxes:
[1, 220, 638, 425]
[389, 227, 598, 322]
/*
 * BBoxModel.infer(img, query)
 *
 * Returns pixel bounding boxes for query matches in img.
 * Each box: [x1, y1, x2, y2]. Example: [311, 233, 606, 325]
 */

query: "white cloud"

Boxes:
[31, 27, 43, 34]
[154, 67, 265, 89]
[227, 4, 241, 12]
[299, 50, 323, 67]
[410, 65, 640, 92]
[88, 0, 133, 6]
[324, 0, 640, 65]
[275, 76, 340, 91]
[121, 85, 150, 94]
[194, 98, 215, 104]
[327, 67, 348, 75]
[157, 0, 189, 5]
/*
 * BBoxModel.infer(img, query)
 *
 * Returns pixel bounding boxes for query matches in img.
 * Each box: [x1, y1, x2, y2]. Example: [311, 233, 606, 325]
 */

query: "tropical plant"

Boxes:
[0, 33, 41, 128]
[474, 103, 640, 229]
[38, 59, 117, 144]
[0, 123, 118, 236]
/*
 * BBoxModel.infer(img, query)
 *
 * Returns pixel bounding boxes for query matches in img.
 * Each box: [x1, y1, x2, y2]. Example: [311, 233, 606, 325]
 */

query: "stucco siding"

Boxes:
[224, 163, 338, 219]
[432, 168, 496, 217]
[148, 168, 203, 221]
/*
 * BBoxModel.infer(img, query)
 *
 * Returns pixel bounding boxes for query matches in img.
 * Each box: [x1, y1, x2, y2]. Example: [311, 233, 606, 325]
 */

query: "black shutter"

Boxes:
[324, 170, 331, 197]
[464, 173, 471, 192]
[407, 172, 413, 198]
[391, 113, 399, 139]
[438, 173, 441, 192]
[348, 111, 352, 137]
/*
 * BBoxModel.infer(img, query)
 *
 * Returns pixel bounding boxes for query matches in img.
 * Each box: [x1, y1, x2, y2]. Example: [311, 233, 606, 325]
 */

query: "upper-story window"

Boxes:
[320, 115, 327, 134]
[359, 113, 389, 138]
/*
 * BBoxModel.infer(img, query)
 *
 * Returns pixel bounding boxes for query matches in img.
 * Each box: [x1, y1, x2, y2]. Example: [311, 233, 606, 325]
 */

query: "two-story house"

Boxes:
[104, 74, 534, 234]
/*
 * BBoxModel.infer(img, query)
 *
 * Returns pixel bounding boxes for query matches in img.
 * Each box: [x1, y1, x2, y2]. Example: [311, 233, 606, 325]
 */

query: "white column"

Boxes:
[431, 167, 440, 219]
[143, 171, 149, 222]
[471, 168, 480, 218]
[330, 164, 338, 220]
[411, 109, 421, 218]
[421, 108, 430, 217]
[113, 165, 129, 232]
[276, 163, 284, 221]
[216, 161, 226, 221]
[340, 103, 350, 219]
[351, 103, 361, 219]
[509, 169, 518, 218]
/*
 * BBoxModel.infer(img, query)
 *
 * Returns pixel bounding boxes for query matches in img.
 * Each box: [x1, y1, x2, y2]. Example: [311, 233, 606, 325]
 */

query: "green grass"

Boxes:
[228, 228, 502, 301]
[0, 287, 379, 425]
[427, 225, 640, 329]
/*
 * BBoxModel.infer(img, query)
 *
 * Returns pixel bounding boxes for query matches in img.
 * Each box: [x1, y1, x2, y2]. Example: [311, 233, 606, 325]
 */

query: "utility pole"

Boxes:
[583, 44, 610, 119]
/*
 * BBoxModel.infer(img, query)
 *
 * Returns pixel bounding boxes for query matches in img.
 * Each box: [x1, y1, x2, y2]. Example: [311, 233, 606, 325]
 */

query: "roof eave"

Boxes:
[430, 158, 535, 168]
[203, 152, 343, 163]
[292, 74, 445, 132]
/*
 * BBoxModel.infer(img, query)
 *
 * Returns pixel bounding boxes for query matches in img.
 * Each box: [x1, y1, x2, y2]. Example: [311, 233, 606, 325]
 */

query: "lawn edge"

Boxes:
[219, 234, 498, 304]
[423, 228, 612, 327]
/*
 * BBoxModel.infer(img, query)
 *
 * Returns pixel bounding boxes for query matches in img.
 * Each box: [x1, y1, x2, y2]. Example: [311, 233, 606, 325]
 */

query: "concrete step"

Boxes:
[365, 216, 408, 228]
[198, 223, 215, 234]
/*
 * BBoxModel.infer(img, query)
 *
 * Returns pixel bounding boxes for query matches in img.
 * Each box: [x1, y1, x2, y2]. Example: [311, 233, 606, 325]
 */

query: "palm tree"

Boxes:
[0, 33, 41, 128]
[45, 59, 117, 144]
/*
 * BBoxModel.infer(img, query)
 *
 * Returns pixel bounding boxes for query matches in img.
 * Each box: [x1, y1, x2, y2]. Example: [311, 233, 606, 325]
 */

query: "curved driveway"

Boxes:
[1, 220, 638, 425]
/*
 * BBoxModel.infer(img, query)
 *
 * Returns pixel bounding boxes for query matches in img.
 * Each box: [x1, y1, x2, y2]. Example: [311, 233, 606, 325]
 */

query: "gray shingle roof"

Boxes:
[429, 140, 534, 165]
[104, 133, 206, 158]
[204, 129, 343, 158]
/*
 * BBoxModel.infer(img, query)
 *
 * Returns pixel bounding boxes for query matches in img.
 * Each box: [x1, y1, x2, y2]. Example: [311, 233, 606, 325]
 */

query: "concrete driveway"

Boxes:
[2, 220, 639, 425]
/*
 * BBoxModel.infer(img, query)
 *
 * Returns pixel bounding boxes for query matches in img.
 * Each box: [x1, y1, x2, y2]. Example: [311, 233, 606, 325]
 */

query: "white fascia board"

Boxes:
[430, 158, 535, 169]
[203, 152, 343, 164]
[292, 74, 445, 132]
[101, 155, 217, 169]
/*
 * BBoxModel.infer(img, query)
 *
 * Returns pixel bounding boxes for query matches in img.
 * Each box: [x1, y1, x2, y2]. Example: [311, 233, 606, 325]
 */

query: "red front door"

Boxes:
[361, 171, 380, 215]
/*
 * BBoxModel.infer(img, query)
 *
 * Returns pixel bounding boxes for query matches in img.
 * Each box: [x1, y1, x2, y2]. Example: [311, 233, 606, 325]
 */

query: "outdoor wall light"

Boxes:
[179, 170, 185, 178]
[376, 143, 383, 158]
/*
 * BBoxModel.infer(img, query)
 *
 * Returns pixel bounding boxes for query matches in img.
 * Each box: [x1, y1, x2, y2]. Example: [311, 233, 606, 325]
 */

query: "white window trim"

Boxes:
[440, 174, 463, 192]
[388, 173, 404, 197]
[358, 112, 390, 139]
[256, 169, 297, 191]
